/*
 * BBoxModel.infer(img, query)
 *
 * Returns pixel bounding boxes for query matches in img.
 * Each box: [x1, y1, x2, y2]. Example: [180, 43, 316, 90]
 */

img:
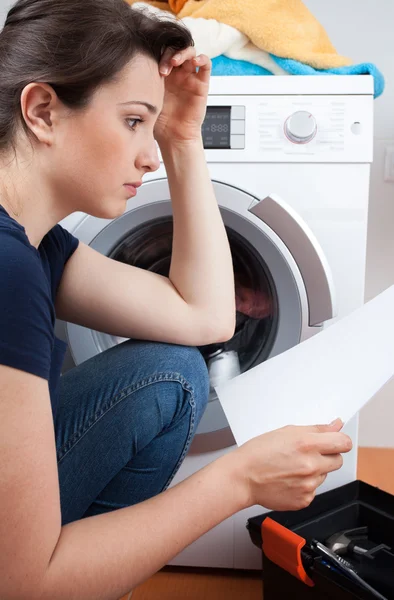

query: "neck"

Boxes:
[0, 154, 71, 248]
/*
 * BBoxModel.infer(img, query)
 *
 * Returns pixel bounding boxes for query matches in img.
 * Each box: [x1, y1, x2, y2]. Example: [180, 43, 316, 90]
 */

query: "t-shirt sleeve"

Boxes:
[0, 234, 53, 381]
[52, 224, 79, 264]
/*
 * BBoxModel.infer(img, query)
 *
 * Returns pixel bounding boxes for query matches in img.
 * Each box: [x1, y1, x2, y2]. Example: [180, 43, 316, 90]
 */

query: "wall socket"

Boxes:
[384, 146, 394, 182]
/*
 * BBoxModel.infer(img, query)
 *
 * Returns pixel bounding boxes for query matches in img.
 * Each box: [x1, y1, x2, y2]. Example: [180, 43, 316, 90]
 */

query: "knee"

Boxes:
[117, 339, 209, 419]
[160, 344, 210, 417]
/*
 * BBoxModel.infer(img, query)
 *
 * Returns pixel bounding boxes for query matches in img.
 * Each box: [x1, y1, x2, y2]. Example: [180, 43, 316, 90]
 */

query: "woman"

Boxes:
[0, 0, 352, 598]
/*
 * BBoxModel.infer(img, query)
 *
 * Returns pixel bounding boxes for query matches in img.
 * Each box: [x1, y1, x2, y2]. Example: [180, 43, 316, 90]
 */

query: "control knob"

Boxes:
[284, 110, 317, 144]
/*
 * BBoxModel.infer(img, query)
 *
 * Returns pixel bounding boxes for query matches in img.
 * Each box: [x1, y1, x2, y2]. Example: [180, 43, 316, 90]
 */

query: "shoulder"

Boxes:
[0, 228, 54, 382]
[0, 226, 49, 298]
[0, 226, 54, 348]
[0, 224, 40, 266]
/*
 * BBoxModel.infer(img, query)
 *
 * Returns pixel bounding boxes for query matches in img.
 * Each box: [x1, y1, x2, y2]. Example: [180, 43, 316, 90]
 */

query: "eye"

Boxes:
[126, 117, 144, 131]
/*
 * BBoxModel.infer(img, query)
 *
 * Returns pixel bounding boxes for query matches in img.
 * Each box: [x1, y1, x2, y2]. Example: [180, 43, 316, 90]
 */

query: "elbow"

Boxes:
[201, 313, 236, 345]
[214, 321, 236, 343]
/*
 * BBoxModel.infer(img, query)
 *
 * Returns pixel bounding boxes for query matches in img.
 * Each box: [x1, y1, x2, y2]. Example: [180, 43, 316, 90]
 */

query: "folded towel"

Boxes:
[212, 55, 273, 77]
[270, 55, 385, 98]
[176, 0, 351, 70]
[132, 2, 288, 75]
[180, 16, 288, 76]
[148, 0, 187, 12]
[212, 55, 385, 98]
[128, 0, 350, 69]
[168, 0, 187, 12]
[130, 4, 384, 98]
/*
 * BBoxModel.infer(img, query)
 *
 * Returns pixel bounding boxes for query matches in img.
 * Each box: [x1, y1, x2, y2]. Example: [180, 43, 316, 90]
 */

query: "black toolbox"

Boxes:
[247, 481, 394, 599]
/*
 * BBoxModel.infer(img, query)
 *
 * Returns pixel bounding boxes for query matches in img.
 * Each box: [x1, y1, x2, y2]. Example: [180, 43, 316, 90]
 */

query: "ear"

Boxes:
[20, 82, 61, 146]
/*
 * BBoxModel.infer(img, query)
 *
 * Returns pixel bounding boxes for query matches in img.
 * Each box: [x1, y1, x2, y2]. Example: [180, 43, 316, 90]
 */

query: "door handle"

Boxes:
[249, 194, 336, 326]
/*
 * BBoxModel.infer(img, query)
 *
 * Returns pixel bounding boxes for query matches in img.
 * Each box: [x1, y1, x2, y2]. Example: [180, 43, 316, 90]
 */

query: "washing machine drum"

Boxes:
[110, 217, 278, 373]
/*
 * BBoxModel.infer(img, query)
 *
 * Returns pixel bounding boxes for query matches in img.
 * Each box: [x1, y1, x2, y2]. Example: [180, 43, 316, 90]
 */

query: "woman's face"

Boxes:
[47, 54, 164, 219]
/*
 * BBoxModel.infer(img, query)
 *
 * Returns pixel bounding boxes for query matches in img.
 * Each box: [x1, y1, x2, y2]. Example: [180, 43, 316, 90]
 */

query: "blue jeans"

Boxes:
[55, 339, 210, 526]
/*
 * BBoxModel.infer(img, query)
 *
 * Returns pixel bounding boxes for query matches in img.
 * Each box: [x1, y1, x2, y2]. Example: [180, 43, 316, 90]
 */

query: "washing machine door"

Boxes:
[65, 178, 335, 452]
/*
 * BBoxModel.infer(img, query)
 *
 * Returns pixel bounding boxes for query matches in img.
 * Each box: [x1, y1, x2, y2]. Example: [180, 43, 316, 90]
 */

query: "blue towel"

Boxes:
[211, 55, 385, 98]
[271, 55, 385, 98]
[212, 55, 272, 76]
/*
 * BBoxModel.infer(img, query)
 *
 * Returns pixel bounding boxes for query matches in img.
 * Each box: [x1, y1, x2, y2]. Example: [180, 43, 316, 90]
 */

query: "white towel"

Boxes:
[132, 2, 287, 75]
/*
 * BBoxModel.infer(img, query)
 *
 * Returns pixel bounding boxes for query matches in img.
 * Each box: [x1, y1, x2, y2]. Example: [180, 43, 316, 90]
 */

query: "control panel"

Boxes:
[200, 95, 373, 163]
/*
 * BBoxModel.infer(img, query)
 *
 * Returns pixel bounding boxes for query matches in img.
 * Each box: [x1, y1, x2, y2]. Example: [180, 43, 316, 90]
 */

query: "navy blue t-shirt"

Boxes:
[0, 205, 79, 419]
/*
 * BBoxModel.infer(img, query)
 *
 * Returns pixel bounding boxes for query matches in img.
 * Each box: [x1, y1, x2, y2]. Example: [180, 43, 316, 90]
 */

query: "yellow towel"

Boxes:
[169, 0, 187, 12]
[130, 0, 172, 10]
[127, 0, 351, 70]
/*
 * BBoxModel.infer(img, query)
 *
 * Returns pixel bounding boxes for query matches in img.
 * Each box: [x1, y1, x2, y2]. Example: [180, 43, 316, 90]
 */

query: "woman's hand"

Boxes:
[227, 418, 353, 511]
[155, 46, 211, 146]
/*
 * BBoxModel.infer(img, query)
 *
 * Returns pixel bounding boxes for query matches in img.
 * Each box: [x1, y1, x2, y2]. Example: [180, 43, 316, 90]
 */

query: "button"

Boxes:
[231, 120, 245, 135]
[231, 106, 245, 120]
[351, 121, 362, 135]
[231, 135, 245, 149]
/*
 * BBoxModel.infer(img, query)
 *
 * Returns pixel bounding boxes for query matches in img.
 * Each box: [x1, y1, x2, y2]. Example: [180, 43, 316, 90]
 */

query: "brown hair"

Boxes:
[0, 0, 193, 154]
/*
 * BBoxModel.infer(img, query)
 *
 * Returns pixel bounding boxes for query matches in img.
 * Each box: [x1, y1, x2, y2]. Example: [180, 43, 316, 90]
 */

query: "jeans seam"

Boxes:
[161, 387, 196, 491]
[57, 372, 195, 464]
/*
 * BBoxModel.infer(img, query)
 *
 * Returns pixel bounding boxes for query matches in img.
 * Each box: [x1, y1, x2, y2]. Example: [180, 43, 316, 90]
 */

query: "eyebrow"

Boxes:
[117, 100, 158, 115]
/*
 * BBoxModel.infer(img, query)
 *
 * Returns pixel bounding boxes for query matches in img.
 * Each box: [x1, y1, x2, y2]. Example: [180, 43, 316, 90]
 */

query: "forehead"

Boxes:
[97, 54, 164, 108]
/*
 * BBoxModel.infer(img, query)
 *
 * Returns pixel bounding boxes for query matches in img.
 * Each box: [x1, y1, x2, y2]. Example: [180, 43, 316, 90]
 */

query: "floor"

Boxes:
[119, 447, 394, 600]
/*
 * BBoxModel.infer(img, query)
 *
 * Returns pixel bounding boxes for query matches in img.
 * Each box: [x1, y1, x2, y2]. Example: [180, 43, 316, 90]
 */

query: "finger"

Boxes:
[319, 453, 344, 474]
[318, 472, 328, 487]
[170, 46, 196, 67]
[305, 418, 344, 434]
[305, 473, 327, 495]
[178, 54, 211, 79]
[159, 47, 175, 76]
[313, 432, 353, 455]
[177, 55, 200, 75]
[159, 45, 196, 75]
[300, 475, 326, 502]
[193, 54, 212, 83]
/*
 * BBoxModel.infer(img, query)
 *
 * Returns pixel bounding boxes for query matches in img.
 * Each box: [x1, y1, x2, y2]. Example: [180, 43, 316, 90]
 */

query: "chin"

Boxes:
[89, 200, 127, 220]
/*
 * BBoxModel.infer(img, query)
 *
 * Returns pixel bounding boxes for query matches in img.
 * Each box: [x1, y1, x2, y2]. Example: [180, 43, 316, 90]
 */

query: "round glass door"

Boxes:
[108, 217, 279, 376]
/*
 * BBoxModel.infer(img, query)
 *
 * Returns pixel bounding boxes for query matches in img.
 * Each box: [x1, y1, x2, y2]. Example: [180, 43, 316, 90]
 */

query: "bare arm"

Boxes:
[42, 452, 242, 600]
[0, 366, 62, 600]
[0, 364, 351, 600]
[56, 140, 235, 345]
[0, 364, 244, 600]
[162, 138, 235, 333]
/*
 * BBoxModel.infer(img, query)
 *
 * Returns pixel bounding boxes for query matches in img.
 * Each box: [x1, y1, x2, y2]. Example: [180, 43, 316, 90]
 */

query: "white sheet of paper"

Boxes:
[215, 285, 394, 446]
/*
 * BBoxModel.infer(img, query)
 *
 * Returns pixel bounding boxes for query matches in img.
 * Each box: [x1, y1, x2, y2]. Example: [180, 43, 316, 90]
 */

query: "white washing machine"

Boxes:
[56, 75, 374, 570]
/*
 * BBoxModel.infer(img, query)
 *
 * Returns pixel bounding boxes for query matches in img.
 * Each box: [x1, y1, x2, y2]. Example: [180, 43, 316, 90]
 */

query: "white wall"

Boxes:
[1, 1, 393, 445]
[303, 1, 394, 446]
[0, 0, 11, 26]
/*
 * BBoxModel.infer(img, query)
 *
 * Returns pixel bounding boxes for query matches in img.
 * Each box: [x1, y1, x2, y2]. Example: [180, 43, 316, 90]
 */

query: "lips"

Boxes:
[124, 181, 142, 197]
[124, 181, 142, 188]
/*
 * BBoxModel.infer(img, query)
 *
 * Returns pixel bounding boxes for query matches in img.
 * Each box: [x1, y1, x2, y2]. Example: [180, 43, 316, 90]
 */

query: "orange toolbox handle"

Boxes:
[261, 517, 315, 587]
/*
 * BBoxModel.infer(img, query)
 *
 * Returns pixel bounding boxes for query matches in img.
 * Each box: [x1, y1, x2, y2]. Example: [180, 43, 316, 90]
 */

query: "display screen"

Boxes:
[201, 106, 231, 149]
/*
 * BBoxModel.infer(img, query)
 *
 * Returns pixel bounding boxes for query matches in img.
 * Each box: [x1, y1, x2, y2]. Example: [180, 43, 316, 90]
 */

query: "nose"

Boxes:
[135, 138, 160, 174]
